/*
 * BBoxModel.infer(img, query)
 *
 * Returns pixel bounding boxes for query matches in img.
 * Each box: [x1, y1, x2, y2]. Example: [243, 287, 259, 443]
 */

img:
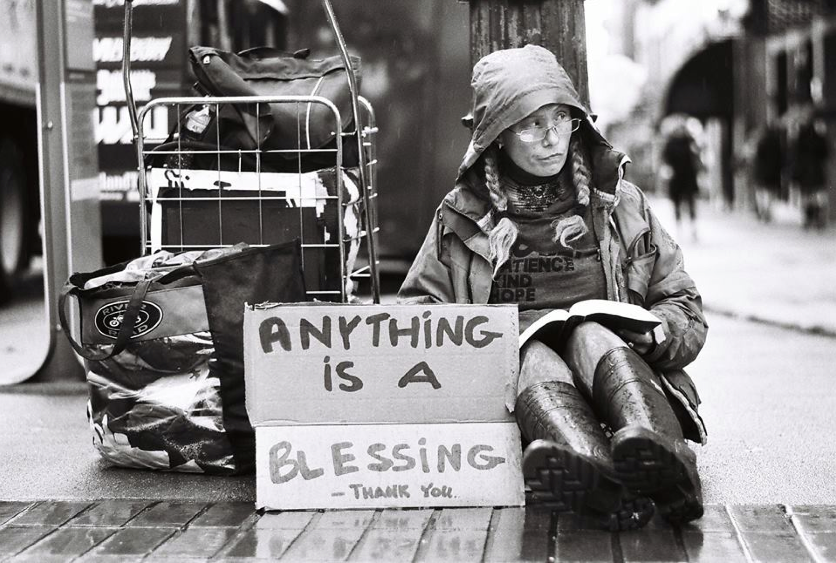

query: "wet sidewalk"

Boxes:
[2, 500, 835, 562]
[649, 196, 836, 336]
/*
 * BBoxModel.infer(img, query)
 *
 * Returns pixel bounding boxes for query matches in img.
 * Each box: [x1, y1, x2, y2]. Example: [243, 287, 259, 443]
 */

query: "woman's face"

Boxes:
[499, 103, 576, 177]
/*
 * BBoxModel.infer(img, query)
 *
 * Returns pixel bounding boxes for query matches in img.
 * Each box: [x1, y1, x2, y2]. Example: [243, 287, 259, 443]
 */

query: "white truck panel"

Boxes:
[0, 0, 37, 107]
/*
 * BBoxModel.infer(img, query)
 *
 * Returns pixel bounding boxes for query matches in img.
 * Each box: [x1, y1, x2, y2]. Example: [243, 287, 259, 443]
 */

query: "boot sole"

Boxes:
[611, 427, 687, 492]
[524, 439, 619, 512]
[611, 427, 703, 524]
[523, 440, 653, 531]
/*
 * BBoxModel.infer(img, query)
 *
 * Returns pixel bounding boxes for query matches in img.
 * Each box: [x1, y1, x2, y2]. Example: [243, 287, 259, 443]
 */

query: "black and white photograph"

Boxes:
[1, 0, 835, 560]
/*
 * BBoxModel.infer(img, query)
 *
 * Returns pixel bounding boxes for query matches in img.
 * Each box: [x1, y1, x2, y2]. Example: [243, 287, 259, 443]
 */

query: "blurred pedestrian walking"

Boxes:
[751, 124, 785, 223]
[790, 114, 830, 230]
[662, 118, 701, 241]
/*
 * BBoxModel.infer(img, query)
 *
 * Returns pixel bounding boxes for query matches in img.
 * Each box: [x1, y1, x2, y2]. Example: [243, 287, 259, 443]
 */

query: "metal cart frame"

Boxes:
[122, 0, 381, 303]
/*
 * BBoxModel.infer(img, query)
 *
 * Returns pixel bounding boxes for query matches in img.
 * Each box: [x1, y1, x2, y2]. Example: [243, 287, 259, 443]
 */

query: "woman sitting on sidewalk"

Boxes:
[398, 45, 708, 530]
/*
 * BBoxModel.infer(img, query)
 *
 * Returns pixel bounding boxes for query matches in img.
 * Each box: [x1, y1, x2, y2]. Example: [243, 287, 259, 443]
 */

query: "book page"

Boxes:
[518, 308, 571, 348]
[518, 309, 569, 335]
[518, 300, 661, 349]
[568, 299, 660, 324]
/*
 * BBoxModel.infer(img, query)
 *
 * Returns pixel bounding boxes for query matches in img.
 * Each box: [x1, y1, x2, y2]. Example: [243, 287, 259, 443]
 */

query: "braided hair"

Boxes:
[484, 134, 593, 276]
[484, 146, 518, 277]
[551, 134, 591, 247]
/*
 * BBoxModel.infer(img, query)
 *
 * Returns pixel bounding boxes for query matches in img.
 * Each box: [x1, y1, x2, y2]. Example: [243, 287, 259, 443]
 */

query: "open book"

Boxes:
[518, 299, 661, 348]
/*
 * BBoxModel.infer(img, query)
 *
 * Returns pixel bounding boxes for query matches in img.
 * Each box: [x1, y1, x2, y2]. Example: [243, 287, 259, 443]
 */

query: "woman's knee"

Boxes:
[518, 340, 574, 391]
[564, 322, 630, 390]
[566, 321, 626, 353]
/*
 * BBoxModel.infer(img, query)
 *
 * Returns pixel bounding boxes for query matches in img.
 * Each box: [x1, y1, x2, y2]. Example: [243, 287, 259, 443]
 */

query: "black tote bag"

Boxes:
[60, 240, 306, 473]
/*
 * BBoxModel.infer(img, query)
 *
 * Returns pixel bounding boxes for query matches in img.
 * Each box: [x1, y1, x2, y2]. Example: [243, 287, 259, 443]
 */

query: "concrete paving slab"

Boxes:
[1, 501, 834, 562]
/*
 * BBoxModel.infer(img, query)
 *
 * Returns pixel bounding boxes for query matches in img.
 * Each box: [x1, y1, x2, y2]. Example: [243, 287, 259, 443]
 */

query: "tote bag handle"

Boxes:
[58, 278, 153, 362]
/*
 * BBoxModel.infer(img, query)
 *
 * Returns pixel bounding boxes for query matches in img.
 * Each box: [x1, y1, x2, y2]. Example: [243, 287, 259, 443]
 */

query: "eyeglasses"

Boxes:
[512, 115, 581, 143]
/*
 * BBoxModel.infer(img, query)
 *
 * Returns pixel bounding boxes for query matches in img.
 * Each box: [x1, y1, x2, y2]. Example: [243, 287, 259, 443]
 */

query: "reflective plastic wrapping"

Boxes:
[86, 331, 237, 473]
[67, 241, 306, 475]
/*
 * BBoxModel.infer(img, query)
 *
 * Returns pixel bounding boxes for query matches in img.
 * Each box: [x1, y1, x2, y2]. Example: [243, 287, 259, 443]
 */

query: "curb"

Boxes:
[704, 305, 836, 339]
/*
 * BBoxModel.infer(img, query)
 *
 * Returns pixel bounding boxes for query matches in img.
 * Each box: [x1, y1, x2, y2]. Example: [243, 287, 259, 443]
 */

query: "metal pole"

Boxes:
[31, 0, 100, 382]
[321, 0, 381, 303]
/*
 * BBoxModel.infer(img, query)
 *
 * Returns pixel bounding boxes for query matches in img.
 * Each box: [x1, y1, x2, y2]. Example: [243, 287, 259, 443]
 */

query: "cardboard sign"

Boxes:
[243, 304, 519, 425]
[255, 422, 525, 510]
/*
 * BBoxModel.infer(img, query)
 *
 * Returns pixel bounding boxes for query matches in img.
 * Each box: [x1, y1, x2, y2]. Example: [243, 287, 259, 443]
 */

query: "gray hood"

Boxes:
[458, 44, 590, 178]
[457, 44, 629, 209]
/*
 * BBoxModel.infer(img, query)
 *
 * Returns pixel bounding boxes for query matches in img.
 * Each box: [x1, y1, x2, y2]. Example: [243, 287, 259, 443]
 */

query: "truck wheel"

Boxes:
[0, 139, 30, 303]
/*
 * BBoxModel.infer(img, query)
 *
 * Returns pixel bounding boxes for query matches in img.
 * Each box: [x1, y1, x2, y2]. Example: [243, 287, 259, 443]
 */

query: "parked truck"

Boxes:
[0, 0, 39, 299]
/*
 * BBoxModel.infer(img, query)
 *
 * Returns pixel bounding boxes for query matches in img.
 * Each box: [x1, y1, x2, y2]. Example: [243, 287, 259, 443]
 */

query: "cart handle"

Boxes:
[123, 0, 139, 141]
[322, 0, 380, 303]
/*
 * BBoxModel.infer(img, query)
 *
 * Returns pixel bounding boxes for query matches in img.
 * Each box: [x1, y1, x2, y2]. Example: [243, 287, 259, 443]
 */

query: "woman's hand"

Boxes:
[615, 328, 654, 355]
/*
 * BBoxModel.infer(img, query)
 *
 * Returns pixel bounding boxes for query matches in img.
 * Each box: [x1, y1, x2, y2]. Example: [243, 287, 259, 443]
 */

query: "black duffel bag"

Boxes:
[186, 46, 361, 168]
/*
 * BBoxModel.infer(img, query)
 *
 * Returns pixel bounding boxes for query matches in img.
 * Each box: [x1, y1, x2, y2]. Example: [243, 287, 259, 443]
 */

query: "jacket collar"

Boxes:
[441, 184, 493, 262]
[446, 136, 630, 238]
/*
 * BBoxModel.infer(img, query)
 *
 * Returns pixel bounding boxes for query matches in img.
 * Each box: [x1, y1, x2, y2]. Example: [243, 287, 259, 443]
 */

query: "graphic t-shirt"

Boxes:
[487, 160, 607, 311]
[490, 210, 607, 310]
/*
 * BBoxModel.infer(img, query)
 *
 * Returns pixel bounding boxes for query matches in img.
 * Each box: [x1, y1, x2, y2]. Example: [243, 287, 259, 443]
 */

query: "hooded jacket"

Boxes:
[397, 45, 707, 443]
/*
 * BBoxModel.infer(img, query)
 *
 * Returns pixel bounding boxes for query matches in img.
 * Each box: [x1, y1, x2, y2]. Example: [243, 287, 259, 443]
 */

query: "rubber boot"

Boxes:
[516, 381, 654, 531]
[592, 346, 704, 524]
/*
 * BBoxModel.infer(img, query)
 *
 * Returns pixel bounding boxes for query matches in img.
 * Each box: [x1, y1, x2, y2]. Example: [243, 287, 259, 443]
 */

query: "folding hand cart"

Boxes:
[122, 0, 381, 304]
